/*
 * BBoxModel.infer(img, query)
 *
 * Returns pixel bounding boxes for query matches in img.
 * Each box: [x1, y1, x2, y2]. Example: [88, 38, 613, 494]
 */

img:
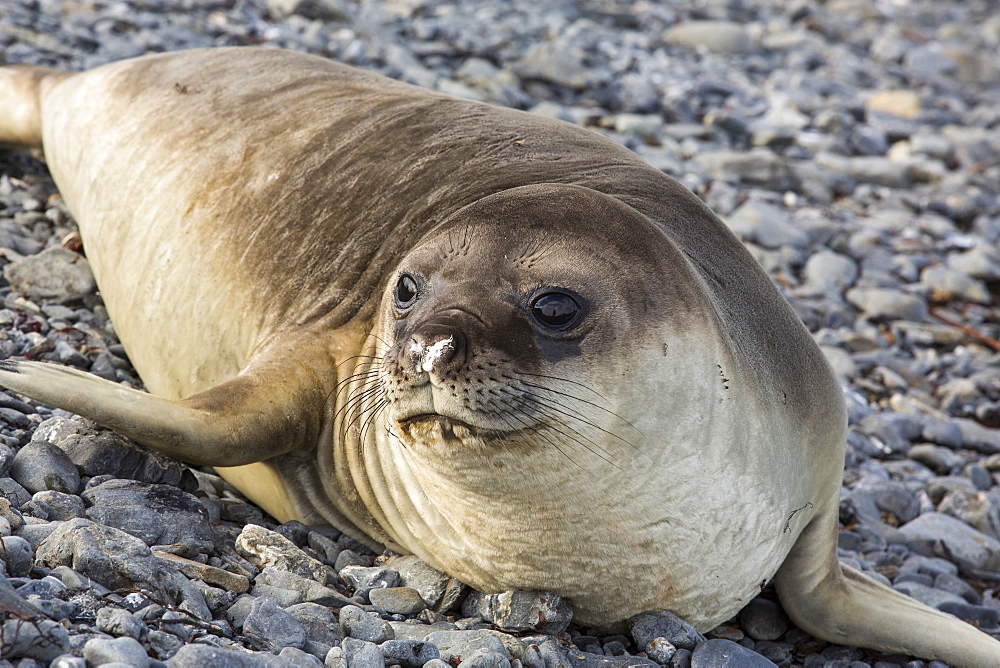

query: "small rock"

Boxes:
[82, 636, 150, 667]
[285, 602, 343, 647]
[34, 518, 179, 603]
[254, 567, 353, 607]
[0, 618, 70, 662]
[865, 90, 921, 119]
[690, 638, 777, 667]
[368, 586, 428, 615]
[845, 287, 928, 322]
[899, 512, 1000, 574]
[339, 565, 401, 590]
[9, 441, 81, 494]
[96, 606, 147, 639]
[25, 490, 86, 520]
[664, 21, 753, 54]
[166, 643, 286, 666]
[630, 610, 704, 652]
[237, 524, 327, 581]
[458, 649, 512, 668]
[739, 598, 790, 641]
[154, 550, 251, 593]
[339, 604, 395, 643]
[244, 596, 307, 652]
[3, 246, 97, 303]
[1, 535, 33, 576]
[381, 639, 441, 667]
[462, 589, 572, 634]
[341, 637, 385, 668]
[425, 629, 522, 664]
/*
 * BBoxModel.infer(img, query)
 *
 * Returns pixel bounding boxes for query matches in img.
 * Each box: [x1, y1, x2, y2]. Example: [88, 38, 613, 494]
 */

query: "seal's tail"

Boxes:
[0, 65, 73, 150]
[775, 503, 1000, 666]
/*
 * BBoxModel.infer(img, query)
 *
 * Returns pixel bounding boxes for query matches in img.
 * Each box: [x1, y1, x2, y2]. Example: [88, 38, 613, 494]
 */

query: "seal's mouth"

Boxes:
[394, 412, 526, 443]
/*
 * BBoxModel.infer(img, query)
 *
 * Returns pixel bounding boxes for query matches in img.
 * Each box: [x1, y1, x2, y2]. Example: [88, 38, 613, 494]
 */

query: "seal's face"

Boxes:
[375, 185, 684, 460]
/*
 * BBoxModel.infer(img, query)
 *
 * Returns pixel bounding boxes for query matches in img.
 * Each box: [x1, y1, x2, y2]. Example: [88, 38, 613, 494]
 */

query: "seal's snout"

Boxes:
[408, 325, 464, 374]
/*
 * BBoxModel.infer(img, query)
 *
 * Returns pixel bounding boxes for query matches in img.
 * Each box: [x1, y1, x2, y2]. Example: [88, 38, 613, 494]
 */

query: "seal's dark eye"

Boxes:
[394, 273, 418, 310]
[530, 291, 581, 330]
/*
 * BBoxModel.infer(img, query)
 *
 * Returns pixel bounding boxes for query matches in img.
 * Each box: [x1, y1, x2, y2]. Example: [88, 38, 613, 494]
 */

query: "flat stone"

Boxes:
[383, 554, 459, 608]
[865, 90, 921, 119]
[83, 479, 214, 556]
[691, 638, 777, 667]
[153, 550, 251, 593]
[458, 649, 512, 668]
[166, 644, 287, 667]
[254, 567, 352, 607]
[424, 629, 523, 664]
[236, 524, 327, 582]
[339, 565, 401, 590]
[899, 512, 1000, 575]
[845, 287, 928, 322]
[368, 586, 428, 615]
[664, 20, 753, 54]
[82, 636, 150, 667]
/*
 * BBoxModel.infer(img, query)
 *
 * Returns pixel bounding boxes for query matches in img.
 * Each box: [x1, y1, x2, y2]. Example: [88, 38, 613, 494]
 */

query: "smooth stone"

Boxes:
[921, 265, 991, 303]
[458, 649, 512, 668]
[383, 554, 462, 609]
[664, 21, 753, 54]
[254, 567, 352, 607]
[845, 287, 928, 322]
[339, 604, 394, 643]
[937, 490, 1000, 540]
[424, 629, 521, 663]
[1, 535, 33, 576]
[9, 440, 81, 494]
[166, 644, 287, 667]
[690, 638, 777, 667]
[696, 150, 796, 191]
[893, 581, 967, 609]
[630, 610, 704, 651]
[285, 602, 343, 647]
[368, 586, 428, 615]
[25, 490, 86, 520]
[738, 598, 790, 641]
[899, 512, 1000, 574]
[865, 90, 921, 119]
[724, 200, 811, 249]
[82, 479, 213, 556]
[82, 636, 150, 668]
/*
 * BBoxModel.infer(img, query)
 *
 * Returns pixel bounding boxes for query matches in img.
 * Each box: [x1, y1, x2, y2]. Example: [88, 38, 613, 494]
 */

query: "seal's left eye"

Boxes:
[395, 274, 418, 310]
[531, 291, 581, 330]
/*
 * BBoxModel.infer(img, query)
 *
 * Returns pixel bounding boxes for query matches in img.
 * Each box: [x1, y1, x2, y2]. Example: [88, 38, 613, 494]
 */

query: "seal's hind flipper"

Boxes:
[0, 359, 322, 466]
[0, 66, 73, 150]
[775, 503, 1000, 665]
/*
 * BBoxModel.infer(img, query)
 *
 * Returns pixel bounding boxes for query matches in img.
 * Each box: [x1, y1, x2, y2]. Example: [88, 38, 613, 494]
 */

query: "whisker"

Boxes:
[518, 380, 643, 437]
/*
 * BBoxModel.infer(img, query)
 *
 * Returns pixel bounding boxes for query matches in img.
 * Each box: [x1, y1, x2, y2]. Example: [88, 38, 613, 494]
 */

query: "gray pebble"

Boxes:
[96, 606, 148, 639]
[339, 603, 394, 643]
[738, 598, 789, 641]
[341, 637, 385, 668]
[243, 596, 307, 652]
[462, 590, 572, 634]
[690, 638, 776, 667]
[9, 440, 80, 494]
[630, 610, 704, 651]
[339, 564, 401, 590]
[25, 490, 86, 520]
[1, 535, 33, 576]
[901, 512, 1000, 573]
[82, 636, 150, 667]
[458, 649, 512, 668]
[236, 524, 327, 582]
[381, 638, 441, 667]
[0, 618, 70, 662]
[165, 643, 286, 666]
[255, 567, 352, 607]
[3, 246, 97, 303]
[367, 585, 427, 615]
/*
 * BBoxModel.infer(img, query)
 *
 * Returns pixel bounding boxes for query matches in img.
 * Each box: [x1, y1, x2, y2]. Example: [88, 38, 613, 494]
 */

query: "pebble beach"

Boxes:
[1, 0, 1000, 666]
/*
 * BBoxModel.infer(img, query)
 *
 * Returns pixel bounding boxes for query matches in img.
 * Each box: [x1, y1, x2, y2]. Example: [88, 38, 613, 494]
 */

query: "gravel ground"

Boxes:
[1, 0, 1000, 666]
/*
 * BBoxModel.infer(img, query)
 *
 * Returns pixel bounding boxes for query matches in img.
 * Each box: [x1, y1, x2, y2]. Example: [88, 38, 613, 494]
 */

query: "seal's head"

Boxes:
[376, 183, 709, 461]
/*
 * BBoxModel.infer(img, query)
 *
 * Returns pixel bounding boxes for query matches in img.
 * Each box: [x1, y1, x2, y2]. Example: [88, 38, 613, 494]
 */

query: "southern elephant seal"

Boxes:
[0, 48, 997, 665]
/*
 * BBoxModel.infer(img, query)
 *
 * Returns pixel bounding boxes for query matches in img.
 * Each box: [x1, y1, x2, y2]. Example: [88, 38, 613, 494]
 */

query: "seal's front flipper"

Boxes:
[774, 504, 1000, 665]
[0, 359, 324, 467]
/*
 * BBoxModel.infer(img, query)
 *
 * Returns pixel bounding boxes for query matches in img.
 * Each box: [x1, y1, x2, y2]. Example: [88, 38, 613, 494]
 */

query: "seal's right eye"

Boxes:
[394, 273, 419, 310]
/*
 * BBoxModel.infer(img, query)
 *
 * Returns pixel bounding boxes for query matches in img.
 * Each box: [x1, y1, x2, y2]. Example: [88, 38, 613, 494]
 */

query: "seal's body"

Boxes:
[0, 49, 997, 664]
